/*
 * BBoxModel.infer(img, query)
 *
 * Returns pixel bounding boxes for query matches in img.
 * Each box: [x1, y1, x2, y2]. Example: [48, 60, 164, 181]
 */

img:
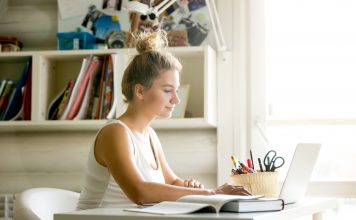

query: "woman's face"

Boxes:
[142, 69, 181, 118]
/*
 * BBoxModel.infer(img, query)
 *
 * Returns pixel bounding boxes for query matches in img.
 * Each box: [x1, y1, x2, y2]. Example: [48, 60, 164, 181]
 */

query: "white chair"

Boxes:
[13, 187, 79, 220]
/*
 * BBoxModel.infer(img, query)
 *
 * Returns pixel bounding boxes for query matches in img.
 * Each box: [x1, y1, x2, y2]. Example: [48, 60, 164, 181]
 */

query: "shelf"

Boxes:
[153, 118, 216, 129]
[0, 46, 217, 132]
[0, 118, 216, 132]
[0, 46, 205, 58]
[0, 120, 105, 132]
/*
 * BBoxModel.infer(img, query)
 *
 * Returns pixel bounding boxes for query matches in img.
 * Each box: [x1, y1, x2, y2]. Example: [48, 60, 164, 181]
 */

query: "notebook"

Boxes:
[278, 143, 321, 204]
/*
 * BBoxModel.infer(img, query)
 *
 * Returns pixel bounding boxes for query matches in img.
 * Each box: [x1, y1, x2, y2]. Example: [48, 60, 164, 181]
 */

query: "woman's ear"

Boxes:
[134, 84, 145, 100]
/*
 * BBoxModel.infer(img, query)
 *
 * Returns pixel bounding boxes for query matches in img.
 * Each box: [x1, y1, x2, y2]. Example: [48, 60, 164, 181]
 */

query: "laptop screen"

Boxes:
[279, 143, 321, 204]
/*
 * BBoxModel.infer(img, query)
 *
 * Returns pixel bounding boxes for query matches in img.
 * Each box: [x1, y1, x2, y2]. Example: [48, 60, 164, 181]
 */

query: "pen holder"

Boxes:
[229, 172, 278, 198]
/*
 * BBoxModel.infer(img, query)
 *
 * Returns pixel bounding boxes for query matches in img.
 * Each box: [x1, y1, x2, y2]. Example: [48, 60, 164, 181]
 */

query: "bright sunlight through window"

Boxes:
[265, 0, 356, 181]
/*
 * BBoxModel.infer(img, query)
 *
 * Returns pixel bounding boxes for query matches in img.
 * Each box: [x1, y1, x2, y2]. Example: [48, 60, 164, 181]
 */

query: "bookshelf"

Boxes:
[0, 45, 216, 131]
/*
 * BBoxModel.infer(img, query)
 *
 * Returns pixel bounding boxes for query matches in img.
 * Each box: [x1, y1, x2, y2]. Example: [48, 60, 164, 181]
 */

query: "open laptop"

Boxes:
[278, 143, 321, 204]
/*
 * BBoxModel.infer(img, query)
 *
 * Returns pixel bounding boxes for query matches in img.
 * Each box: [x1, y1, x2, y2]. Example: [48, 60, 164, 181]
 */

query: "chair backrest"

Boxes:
[13, 188, 79, 220]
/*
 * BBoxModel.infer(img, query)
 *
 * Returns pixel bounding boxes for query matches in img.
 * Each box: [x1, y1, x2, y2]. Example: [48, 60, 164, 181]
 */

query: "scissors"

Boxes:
[263, 150, 285, 172]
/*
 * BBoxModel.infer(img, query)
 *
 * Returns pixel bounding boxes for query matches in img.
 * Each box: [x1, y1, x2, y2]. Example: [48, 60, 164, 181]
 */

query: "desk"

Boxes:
[54, 198, 336, 220]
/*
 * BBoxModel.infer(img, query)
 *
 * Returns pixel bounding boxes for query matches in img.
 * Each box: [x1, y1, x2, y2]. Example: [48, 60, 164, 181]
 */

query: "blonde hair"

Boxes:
[121, 30, 182, 103]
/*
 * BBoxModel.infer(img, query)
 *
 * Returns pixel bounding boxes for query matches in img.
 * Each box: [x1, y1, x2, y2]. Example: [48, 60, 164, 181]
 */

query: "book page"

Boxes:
[177, 194, 262, 212]
[125, 201, 216, 215]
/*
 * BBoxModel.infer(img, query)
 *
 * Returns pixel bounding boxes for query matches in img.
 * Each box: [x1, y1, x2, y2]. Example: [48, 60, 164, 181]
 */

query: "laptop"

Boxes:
[279, 143, 321, 204]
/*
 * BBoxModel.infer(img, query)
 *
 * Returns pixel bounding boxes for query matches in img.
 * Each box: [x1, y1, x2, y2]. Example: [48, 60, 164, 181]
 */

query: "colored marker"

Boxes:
[230, 155, 238, 169]
[247, 159, 255, 173]
[240, 162, 252, 173]
[247, 159, 253, 169]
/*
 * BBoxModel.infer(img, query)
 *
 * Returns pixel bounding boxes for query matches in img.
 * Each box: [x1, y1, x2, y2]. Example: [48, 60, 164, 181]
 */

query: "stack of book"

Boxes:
[0, 59, 32, 121]
[47, 54, 117, 120]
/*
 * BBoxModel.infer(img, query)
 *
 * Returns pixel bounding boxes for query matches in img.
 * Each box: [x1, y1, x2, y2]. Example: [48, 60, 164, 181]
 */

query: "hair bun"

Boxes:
[135, 30, 168, 54]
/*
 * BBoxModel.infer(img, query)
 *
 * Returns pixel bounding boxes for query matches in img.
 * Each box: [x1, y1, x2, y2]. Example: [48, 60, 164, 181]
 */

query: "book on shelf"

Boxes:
[60, 56, 91, 120]
[73, 71, 95, 120]
[98, 56, 107, 119]
[0, 80, 6, 98]
[105, 54, 117, 119]
[3, 59, 31, 121]
[47, 84, 67, 120]
[0, 80, 15, 120]
[103, 55, 114, 118]
[86, 59, 103, 119]
[23, 66, 32, 120]
[124, 194, 284, 215]
[47, 79, 75, 120]
[95, 55, 107, 119]
[66, 56, 101, 120]
[9, 98, 24, 121]
[2, 85, 16, 120]
[56, 79, 75, 120]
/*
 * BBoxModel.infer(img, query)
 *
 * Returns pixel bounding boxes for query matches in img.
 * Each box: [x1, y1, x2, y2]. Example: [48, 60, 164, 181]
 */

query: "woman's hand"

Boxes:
[213, 183, 251, 196]
[183, 179, 204, 189]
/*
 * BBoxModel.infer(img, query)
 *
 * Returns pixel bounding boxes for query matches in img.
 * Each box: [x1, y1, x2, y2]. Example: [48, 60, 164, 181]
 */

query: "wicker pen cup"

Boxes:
[229, 172, 279, 198]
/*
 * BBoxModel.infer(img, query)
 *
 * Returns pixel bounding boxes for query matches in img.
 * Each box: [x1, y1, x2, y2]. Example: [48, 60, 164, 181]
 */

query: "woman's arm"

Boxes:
[147, 128, 250, 197]
[149, 129, 204, 188]
[95, 124, 250, 205]
[94, 124, 213, 205]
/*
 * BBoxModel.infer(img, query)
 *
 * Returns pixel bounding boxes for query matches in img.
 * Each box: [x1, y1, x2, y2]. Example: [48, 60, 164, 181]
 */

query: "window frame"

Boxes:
[216, 0, 356, 196]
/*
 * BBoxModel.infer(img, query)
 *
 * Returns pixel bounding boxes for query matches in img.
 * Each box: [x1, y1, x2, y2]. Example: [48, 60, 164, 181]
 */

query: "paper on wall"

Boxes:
[58, 0, 87, 20]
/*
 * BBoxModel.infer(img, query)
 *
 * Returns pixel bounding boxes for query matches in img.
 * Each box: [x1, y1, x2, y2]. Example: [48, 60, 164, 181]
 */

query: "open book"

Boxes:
[125, 194, 284, 215]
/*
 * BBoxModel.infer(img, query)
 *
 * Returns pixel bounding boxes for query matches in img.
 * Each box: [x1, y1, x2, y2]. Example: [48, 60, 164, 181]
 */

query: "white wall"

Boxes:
[0, 1, 57, 50]
[0, 129, 217, 194]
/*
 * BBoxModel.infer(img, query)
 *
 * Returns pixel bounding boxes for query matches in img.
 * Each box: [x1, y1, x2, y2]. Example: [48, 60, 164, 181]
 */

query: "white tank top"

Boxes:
[76, 120, 165, 210]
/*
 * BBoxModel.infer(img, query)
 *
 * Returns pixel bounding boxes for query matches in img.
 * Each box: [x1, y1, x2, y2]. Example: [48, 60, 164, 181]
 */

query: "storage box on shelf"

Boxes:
[0, 45, 216, 131]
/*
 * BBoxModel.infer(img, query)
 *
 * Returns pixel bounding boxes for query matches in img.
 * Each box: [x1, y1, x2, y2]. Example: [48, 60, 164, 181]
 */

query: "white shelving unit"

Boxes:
[0, 45, 216, 131]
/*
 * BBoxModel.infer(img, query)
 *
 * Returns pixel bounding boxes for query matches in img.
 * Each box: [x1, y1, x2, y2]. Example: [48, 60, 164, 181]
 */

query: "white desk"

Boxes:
[54, 198, 336, 220]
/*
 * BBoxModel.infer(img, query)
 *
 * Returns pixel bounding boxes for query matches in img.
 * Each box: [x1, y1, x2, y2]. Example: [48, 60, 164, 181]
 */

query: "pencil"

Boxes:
[250, 149, 255, 169]
[258, 158, 264, 172]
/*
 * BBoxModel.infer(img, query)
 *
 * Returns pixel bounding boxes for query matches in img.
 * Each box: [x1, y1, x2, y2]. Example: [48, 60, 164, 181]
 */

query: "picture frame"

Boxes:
[171, 84, 190, 118]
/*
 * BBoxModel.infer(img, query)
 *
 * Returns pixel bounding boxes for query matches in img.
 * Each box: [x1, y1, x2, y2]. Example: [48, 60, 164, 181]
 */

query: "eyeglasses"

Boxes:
[140, 13, 157, 21]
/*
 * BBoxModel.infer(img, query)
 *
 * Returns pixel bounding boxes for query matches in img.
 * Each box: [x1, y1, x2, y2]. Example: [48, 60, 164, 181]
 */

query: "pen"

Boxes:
[230, 155, 238, 169]
[258, 158, 263, 172]
[240, 162, 253, 173]
[250, 149, 255, 169]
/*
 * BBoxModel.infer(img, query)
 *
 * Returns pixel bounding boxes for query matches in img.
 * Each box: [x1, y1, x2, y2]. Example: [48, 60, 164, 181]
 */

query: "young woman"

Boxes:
[76, 30, 250, 210]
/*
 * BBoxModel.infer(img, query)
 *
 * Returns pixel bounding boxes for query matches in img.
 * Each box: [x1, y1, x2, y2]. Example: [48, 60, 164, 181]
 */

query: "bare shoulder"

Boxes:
[95, 122, 133, 166]
[97, 122, 128, 141]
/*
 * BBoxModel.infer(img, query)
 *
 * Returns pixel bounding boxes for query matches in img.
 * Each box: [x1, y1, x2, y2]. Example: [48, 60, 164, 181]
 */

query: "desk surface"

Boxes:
[54, 198, 336, 220]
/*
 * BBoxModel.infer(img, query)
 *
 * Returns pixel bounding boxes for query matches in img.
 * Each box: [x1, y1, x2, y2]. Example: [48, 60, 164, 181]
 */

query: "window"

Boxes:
[265, 0, 356, 182]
